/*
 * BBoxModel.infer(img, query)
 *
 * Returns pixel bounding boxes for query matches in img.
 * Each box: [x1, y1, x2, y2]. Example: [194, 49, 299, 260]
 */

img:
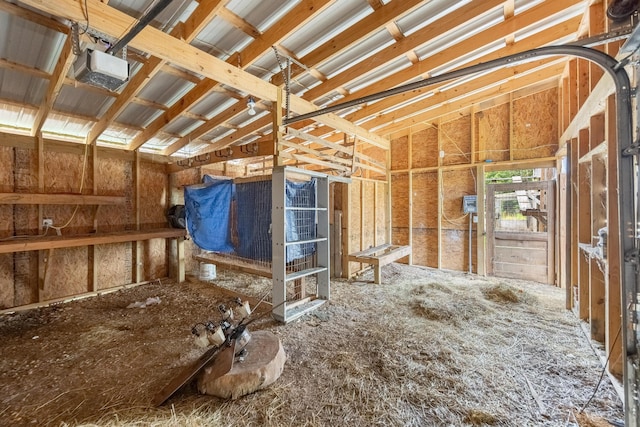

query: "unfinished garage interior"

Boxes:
[1, 0, 640, 425]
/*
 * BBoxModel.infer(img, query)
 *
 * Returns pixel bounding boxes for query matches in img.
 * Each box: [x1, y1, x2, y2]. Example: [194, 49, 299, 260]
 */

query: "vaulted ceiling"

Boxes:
[0, 0, 592, 161]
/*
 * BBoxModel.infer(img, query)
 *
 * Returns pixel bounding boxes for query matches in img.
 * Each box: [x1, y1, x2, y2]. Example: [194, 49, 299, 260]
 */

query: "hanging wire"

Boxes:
[272, 46, 291, 119]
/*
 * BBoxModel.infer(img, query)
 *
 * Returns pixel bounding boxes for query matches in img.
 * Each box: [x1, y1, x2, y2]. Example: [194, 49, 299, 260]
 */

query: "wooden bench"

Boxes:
[348, 244, 411, 284]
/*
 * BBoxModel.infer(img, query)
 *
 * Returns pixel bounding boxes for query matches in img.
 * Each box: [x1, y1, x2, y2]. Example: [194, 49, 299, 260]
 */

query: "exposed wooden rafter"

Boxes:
[86, 0, 228, 146]
[31, 36, 75, 136]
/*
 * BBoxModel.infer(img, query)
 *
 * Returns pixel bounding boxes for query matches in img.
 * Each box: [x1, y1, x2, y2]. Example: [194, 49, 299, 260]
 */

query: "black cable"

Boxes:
[580, 325, 622, 413]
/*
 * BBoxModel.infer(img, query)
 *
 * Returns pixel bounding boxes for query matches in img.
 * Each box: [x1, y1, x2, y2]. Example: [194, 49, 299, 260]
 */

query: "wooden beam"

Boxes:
[324, 1, 581, 113]
[19, 0, 388, 150]
[303, 0, 506, 102]
[131, 0, 339, 153]
[0, 228, 186, 254]
[272, 0, 426, 86]
[0, 131, 171, 164]
[88, 0, 226, 146]
[167, 139, 275, 173]
[218, 7, 261, 38]
[348, 17, 577, 125]
[31, 36, 75, 136]
[0, 1, 69, 34]
[286, 128, 352, 155]
[0, 193, 125, 205]
[375, 64, 564, 136]
[0, 58, 51, 80]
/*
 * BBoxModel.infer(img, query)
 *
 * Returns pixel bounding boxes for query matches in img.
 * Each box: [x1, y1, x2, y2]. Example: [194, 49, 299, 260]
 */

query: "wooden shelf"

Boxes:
[0, 193, 126, 205]
[0, 228, 186, 253]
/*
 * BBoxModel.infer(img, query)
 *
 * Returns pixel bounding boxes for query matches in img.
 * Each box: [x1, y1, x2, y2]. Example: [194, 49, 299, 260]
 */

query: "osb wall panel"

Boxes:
[375, 182, 388, 245]
[0, 147, 14, 308]
[44, 151, 93, 234]
[144, 238, 167, 280]
[391, 174, 409, 262]
[412, 172, 438, 229]
[96, 157, 131, 233]
[477, 103, 510, 162]
[42, 247, 88, 301]
[390, 135, 408, 170]
[441, 116, 472, 166]
[392, 227, 409, 264]
[0, 255, 12, 309]
[412, 228, 438, 268]
[361, 146, 387, 181]
[349, 180, 362, 255]
[140, 162, 169, 229]
[412, 126, 438, 169]
[441, 169, 475, 231]
[13, 252, 37, 306]
[14, 148, 38, 234]
[391, 173, 409, 229]
[361, 181, 375, 249]
[512, 88, 558, 160]
[441, 229, 476, 272]
[97, 243, 131, 289]
[13, 148, 38, 306]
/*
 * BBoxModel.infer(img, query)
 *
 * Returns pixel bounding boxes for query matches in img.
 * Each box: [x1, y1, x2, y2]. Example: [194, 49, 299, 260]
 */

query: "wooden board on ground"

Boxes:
[197, 330, 286, 399]
[195, 253, 272, 278]
[348, 244, 412, 284]
[152, 341, 235, 407]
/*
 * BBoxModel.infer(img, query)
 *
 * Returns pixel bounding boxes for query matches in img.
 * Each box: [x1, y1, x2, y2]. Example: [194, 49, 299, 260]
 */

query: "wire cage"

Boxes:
[185, 167, 331, 321]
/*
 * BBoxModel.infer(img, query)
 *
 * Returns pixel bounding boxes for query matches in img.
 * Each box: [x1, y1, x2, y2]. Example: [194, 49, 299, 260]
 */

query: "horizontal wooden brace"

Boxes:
[0, 193, 126, 205]
[0, 228, 186, 253]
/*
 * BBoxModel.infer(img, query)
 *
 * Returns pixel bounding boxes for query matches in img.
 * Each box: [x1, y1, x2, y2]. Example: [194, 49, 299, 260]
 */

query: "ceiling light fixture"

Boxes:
[247, 97, 256, 116]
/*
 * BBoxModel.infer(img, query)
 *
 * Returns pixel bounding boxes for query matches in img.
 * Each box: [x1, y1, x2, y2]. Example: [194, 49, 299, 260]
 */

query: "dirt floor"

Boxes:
[0, 263, 624, 426]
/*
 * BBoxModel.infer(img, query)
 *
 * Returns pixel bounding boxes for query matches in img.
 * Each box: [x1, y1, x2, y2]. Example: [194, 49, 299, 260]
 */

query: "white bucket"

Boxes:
[199, 263, 216, 281]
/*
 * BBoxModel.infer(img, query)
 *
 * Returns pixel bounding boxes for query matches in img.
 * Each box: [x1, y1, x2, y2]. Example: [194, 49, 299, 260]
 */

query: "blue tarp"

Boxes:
[185, 176, 316, 262]
[184, 179, 234, 252]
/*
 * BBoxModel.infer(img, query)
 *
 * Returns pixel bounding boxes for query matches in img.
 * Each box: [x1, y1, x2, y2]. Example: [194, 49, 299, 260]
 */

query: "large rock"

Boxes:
[197, 330, 286, 399]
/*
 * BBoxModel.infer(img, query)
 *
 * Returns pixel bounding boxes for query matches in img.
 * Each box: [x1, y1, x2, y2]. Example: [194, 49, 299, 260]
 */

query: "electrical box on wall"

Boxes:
[463, 195, 477, 214]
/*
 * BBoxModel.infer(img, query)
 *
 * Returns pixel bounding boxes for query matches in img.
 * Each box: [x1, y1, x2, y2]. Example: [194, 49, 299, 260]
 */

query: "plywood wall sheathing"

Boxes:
[411, 172, 438, 267]
[390, 135, 408, 170]
[96, 158, 131, 233]
[391, 173, 409, 263]
[362, 181, 376, 251]
[375, 183, 388, 247]
[441, 116, 472, 167]
[441, 169, 475, 272]
[42, 247, 89, 301]
[140, 162, 169, 230]
[476, 104, 510, 163]
[43, 150, 94, 234]
[0, 146, 14, 308]
[97, 243, 131, 289]
[512, 88, 558, 160]
[349, 180, 362, 275]
[411, 126, 438, 169]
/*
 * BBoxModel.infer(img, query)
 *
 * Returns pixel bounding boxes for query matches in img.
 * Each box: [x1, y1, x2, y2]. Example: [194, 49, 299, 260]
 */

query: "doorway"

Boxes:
[486, 180, 555, 284]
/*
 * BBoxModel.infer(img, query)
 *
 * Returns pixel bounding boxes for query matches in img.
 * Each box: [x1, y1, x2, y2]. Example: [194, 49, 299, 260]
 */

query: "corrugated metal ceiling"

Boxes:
[0, 0, 591, 155]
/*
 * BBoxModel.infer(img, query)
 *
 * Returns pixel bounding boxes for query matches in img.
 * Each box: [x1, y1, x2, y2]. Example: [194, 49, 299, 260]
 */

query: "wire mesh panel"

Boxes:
[493, 188, 546, 233]
[272, 166, 330, 322]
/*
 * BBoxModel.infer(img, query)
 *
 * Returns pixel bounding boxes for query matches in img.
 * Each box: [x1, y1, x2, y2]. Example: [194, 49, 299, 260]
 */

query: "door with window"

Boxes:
[486, 181, 555, 284]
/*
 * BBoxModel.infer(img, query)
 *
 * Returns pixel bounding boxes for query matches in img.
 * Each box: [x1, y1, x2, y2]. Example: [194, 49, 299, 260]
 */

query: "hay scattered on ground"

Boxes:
[0, 263, 624, 427]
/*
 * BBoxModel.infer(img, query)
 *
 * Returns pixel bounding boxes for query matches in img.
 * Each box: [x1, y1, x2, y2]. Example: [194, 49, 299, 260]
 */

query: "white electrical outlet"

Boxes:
[42, 219, 53, 227]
